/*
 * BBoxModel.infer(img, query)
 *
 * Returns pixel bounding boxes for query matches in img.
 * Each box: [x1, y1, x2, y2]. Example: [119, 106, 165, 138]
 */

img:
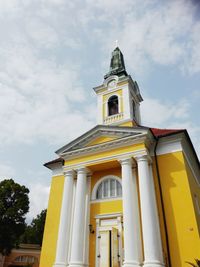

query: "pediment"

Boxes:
[56, 125, 149, 156]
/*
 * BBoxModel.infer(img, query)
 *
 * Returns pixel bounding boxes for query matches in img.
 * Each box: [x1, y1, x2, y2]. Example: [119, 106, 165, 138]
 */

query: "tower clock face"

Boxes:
[108, 79, 116, 88]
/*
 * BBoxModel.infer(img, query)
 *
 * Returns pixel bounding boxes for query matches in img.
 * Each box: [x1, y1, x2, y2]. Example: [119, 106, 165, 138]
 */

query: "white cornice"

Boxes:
[61, 134, 148, 160]
[56, 125, 150, 155]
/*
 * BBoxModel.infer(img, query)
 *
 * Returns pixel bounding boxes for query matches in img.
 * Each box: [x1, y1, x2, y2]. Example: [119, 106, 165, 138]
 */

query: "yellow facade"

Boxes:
[156, 151, 200, 266]
[40, 146, 200, 267]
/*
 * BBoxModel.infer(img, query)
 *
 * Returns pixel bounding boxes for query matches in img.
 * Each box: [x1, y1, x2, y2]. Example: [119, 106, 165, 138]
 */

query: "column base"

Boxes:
[68, 262, 88, 267]
[123, 260, 141, 267]
[53, 262, 68, 267]
[143, 260, 165, 267]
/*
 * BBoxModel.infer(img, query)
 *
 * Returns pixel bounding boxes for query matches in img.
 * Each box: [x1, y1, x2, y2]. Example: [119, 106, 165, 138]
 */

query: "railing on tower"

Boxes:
[104, 113, 124, 124]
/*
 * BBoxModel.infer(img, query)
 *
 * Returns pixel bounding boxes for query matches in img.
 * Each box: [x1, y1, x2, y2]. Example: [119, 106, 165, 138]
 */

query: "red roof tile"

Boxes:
[150, 128, 184, 137]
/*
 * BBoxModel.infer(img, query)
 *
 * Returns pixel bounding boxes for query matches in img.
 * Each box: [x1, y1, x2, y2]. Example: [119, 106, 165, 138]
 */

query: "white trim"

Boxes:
[95, 212, 123, 219]
[155, 139, 182, 155]
[52, 167, 63, 177]
[103, 75, 119, 87]
[90, 197, 122, 204]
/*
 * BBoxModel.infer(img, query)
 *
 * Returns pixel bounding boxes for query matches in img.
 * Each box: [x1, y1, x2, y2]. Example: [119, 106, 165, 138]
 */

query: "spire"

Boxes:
[104, 47, 128, 79]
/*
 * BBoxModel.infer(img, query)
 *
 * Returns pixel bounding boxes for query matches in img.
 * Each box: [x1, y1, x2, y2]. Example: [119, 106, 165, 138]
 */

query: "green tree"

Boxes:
[20, 209, 47, 245]
[0, 179, 29, 255]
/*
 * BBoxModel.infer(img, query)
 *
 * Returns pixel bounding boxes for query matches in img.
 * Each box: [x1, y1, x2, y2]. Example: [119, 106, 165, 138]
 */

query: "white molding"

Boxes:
[63, 148, 148, 172]
[91, 175, 122, 200]
[52, 167, 63, 177]
[155, 139, 182, 156]
[95, 212, 123, 219]
[103, 75, 119, 87]
[90, 197, 122, 204]
[56, 125, 149, 155]
[61, 134, 148, 159]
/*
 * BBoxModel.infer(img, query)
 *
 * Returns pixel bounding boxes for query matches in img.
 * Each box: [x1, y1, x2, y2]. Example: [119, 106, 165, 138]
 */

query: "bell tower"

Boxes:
[94, 47, 143, 126]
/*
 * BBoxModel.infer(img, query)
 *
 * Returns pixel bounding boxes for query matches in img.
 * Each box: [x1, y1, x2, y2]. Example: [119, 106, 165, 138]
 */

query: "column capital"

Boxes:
[75, 166, 92, 176]
[63, 169, 75, 177]
[118, 157, 133, 166]
[135, 154, 151, 163]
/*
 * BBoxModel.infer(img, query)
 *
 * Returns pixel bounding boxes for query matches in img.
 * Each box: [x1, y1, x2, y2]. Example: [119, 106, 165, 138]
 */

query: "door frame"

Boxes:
[95, 213, 123, 267]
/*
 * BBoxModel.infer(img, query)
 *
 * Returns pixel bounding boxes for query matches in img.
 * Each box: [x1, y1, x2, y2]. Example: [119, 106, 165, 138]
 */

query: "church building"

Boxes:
[40, 47, 200, 267]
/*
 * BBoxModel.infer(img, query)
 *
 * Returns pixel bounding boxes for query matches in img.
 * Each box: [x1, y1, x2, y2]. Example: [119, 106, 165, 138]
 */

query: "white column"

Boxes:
[136, 155, 165, 267]
[53, 170, 74, 267]
[69, 168, 88, 267]
[120, 158, 142, 267]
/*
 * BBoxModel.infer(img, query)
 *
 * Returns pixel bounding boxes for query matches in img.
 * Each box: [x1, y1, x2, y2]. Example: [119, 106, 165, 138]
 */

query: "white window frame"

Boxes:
[91, 175, 122, 201]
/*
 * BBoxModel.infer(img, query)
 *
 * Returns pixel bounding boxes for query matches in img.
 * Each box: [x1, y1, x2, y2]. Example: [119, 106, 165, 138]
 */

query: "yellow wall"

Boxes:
[89, 168, 123, 267]
[156, 151, 200, 267]
[39, 175, 64, 267]
[41, 144, 200, 267]
[65, 143, 144, 168]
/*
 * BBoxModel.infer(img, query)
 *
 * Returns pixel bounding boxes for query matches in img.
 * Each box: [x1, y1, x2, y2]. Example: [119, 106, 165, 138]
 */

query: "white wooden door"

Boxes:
[99, 230, 110, 267]
[111, 228, 119, 267]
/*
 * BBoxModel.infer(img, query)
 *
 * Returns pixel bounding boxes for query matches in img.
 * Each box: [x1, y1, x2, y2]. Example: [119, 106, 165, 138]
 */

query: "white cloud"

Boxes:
[141, 97, 190, 126]
[27, 183, 50, 222]
[141, 96, 200, 159]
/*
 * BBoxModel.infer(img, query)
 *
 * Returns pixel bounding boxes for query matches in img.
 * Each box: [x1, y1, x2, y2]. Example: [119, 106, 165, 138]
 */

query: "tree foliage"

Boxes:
[20, 209, 47, 246]
[0, 179, 29, 255]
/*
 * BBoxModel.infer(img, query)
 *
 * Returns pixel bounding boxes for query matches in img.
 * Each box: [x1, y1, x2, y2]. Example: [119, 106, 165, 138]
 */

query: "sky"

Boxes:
[0, 0, 200, 222]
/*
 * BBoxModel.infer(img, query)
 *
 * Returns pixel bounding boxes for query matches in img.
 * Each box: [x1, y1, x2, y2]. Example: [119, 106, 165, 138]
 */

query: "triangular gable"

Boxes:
[85, 136, 118, 147]
[56, 125, 149, 156]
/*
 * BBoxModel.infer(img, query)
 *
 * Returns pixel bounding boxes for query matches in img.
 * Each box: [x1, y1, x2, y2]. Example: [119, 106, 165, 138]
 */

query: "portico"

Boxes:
[52, 145, 165, 267]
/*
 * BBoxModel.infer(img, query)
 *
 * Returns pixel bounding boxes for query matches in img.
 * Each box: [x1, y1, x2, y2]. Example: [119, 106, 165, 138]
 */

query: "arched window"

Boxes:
[96, 178, 122, 199]
[108, 95, 119, 116]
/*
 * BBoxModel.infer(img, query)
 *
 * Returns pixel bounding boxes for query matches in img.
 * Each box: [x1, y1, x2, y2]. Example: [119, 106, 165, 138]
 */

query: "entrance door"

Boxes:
[98, 228, 119, 267]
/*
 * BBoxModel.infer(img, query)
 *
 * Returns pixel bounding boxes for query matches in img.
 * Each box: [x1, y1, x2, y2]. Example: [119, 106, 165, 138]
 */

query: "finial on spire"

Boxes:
[104, 46, 128, 79]
[115, 40, 119, 48]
